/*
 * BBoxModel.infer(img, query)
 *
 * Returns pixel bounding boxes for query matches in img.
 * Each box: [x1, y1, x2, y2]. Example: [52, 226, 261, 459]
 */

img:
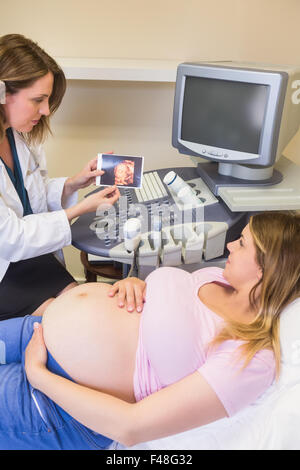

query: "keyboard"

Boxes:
[135, 171, 168, 202]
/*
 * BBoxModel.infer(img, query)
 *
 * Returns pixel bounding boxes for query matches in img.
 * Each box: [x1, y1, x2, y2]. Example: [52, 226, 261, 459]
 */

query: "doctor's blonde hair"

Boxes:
[211, 211, 300, 378]
[0, 34, 66, 144]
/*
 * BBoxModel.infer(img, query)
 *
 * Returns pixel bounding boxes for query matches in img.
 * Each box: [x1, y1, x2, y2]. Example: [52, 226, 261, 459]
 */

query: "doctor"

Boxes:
[0, 34, 120, 321]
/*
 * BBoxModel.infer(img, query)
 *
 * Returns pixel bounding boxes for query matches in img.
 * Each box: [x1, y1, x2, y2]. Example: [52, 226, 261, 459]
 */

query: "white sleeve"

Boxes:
[0, 198, 72, 262]
[37, 146, 78, 211]
[44, 175, 78, 210]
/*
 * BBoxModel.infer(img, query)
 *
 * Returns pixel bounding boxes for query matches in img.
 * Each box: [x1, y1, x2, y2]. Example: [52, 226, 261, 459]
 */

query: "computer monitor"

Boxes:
[172, 61, 300, 194]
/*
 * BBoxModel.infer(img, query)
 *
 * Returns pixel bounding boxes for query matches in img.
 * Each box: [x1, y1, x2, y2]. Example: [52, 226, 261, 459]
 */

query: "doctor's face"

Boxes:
[4, 72, 54, 133]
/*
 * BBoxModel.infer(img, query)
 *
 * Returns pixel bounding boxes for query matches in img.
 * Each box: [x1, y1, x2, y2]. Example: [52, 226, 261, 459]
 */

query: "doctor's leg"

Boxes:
[31, 297, 55, 316]
[56, 281, 78, 297]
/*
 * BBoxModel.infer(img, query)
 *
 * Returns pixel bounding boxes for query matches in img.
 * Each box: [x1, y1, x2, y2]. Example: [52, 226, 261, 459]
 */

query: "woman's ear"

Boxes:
[256, 266, 263, 281]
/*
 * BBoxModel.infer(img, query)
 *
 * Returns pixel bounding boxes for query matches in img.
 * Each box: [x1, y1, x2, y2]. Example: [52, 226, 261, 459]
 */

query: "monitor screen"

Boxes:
[181, 76, 269, 154]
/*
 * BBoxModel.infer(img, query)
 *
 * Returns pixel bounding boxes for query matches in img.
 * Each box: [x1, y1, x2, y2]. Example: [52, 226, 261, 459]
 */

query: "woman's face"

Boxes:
[3, 71, 54, 133]
[223, 224, 262, 290]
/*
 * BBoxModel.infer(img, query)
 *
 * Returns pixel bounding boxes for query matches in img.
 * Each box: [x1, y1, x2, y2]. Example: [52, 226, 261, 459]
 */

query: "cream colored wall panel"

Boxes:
[0, 0, 240, 60]
[236, 0, 300, 65]
[44, 80, 192, 177]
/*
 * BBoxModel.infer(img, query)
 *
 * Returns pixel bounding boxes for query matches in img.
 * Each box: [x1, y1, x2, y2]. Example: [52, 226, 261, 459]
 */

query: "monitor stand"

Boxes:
[196, 162, 283, 196]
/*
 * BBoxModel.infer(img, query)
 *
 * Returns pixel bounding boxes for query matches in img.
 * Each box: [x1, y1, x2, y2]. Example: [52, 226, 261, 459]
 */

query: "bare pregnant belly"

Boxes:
[42, 283, 141, 402]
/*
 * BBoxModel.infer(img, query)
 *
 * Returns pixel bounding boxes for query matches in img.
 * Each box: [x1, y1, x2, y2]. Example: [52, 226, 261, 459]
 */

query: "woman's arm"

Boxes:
[0, 200, 71, 262]
[25, 323, 227, 447]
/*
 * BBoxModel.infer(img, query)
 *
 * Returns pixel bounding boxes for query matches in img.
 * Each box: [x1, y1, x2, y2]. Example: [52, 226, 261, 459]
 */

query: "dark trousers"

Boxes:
[0, 254, 76, 321]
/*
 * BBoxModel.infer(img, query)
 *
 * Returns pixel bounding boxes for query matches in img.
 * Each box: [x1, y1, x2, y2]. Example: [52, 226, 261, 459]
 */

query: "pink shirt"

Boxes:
[133, 267, 275, 416]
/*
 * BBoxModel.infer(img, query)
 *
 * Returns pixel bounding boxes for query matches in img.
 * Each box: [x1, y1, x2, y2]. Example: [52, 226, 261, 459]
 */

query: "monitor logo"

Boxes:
[292, 80, 300, 104]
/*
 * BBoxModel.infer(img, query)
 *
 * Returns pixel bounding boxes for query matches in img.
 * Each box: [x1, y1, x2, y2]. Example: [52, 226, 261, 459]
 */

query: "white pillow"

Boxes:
[278, 297, 300, 387]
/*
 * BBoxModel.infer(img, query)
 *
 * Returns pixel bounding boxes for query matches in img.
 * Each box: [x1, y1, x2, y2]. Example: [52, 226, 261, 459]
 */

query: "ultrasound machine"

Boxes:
[71, 61, 300, 279]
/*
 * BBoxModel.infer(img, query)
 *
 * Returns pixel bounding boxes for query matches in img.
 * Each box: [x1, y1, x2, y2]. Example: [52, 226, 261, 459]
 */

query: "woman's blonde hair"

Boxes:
[0, 34, 66, 144]
[211, 211, 300, 378]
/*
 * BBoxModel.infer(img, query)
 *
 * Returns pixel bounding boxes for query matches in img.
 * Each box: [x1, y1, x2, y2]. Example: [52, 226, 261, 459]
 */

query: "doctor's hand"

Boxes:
[108, 277, 146, 313]
[65, 186, 120, 222]
[64, 157, 105, 195]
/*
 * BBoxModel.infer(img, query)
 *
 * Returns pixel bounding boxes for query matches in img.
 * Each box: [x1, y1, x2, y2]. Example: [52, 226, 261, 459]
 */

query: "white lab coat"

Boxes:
[0, 129, 78, 282]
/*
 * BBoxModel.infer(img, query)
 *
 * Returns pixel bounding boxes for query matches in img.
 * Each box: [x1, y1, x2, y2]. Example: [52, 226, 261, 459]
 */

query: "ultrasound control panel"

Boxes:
[71, 167, 247, 272]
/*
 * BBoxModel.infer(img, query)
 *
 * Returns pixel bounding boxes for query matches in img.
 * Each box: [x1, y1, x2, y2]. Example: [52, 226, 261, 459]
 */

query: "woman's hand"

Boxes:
[108, 277, 146, 313]
[65, 186, 120, 222]
[25, 322, 48, 389]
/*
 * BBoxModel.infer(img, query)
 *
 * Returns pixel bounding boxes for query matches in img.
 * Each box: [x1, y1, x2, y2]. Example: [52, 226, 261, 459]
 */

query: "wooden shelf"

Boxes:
[55, 57, 180, 82]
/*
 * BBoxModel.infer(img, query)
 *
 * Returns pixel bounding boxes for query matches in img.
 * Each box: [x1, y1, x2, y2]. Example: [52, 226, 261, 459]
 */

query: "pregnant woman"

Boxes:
[0, 211, 299, 449]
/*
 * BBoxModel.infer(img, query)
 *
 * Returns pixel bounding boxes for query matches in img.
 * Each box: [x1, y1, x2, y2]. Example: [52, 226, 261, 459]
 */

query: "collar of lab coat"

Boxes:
[0, 129, 35, 174]
[13, 129, 36, 176]
[0, 129, 35, 216]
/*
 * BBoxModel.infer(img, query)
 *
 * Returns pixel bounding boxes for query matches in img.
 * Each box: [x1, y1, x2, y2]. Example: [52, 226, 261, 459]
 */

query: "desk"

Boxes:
[71, 166, 247, 279]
